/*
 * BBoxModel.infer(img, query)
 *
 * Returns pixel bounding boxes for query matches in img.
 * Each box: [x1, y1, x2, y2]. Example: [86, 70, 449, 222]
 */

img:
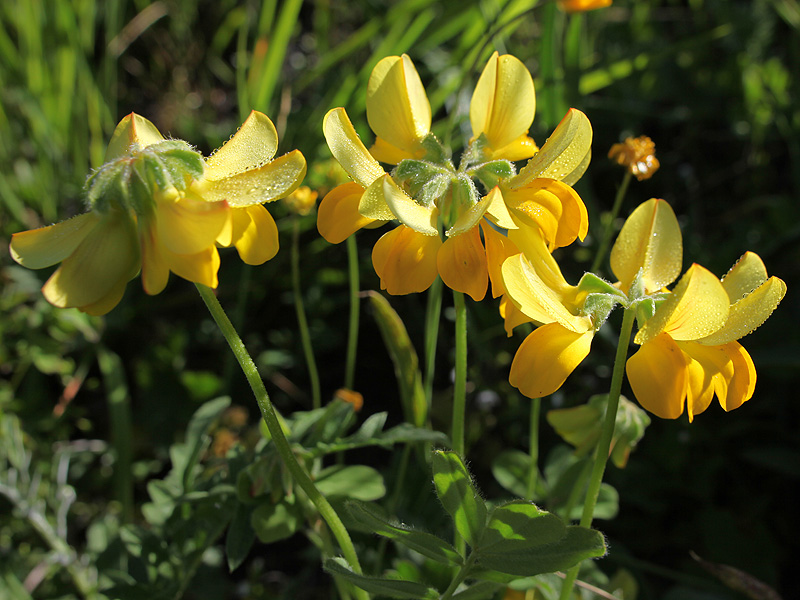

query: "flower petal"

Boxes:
[323, 107, 385, 188]
[381, 175, 438, 235]
[626, 333, 689, 419]
[504, 179, 587, 250]
[720, 251, 768, 301]
[156, 194, 229, 255]
[10, 212, 98, 269]
[500, 295, 533, 336]
[372, 225, 441, 295]
[369, 136, 418, 165]
[197, 150, 307, 206]
[481, 221, 520, 298]
[140, 225, 170, 295]
[231, 205, 279, 265]
[359, 174, 403, 221]
[105, 113, 165, 160]
[447, 190, 493, 237]
[317, 182, 379, 244]
[610, 198, 682, 294]
[470, 52, 536, 153]
[205, 110, 279, 180]
[512, 109, 592, 187]
[486, 134, 538, 162]
[719, 341, 756, 412]
[79, 258, 140, 315]
[437, 226, 488, 301]
[509, 324, 593, 398]
[484, 186, 517, 230]
[164, 245, 220, 289]
[366, 55, 431, 156]
[679, 341, 734, 422]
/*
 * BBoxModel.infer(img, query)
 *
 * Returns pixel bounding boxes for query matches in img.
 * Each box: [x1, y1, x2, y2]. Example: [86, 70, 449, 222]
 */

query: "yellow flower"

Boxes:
[10, 111, 305, 314]
[626, 255, 786, 421]
[317, 52, 592, 301]
[608, 136, 660, 180]
[557, 0, 612, 13]
[283, 186, 319, 216]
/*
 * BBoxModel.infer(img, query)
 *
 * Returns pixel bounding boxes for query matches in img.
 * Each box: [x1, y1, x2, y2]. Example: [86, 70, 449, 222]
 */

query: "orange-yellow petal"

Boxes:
[500, 294, 533, 336]
[509, 323, 594, 398]
[370, 136, 419, 165]
[557, 0, 612, 13]
[164, 245, 220, 289]
[626, 333, 689, 419]
[372, 225, 441, 295]
[679, 341, 734, 422]
[481, 221, 520, 298]
[10, 212, 98, 269]
[317, 182, 380, 244]
[437, 226, 488, 301]
[230, 205, 279, 265]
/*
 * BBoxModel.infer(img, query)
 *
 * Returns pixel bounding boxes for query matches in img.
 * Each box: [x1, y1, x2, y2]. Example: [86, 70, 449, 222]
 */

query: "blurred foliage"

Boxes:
[1, 0, 799, 599]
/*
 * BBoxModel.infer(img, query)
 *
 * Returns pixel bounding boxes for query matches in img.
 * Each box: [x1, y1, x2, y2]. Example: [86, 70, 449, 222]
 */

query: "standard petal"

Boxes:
[381, 175, 438, 235]
[372, 225, 441, 295]
[197, 150, 307, 206]
[323, 107, 385, 188]
[610, 198, 682, 293]
[105, 113, 165, 160]
[626, 334, 689, 419]
[156, 194, 229, 255]
[205, 110, 279, 180]
[509, 324, 593, 398]
[366, 55, 431, 156]
[511, 109, 592, 187]
[470, 52, 536, 152]
[359, 174, 402, 221]
[231, 205, 279, 265]
[437, 226, 488, 301]
[369, 136, 418, 165]
[10, 212, 98, 269]
[720, 251, 768, 302]
[636, 264, 729, 344]
[317, 182, 379, 244]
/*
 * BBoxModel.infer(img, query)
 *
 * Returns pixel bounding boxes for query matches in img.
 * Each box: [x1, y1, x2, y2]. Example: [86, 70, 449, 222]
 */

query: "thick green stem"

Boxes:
[559, 306, 636, 600]
[344, 235, 360, 390]
[451, 291, 467, 457]
[423, 276, 443, 408]
[591, 170, 633, 275]
[195, 284, 367, 597]
[526, 397, 541, 501]
[292, 218, 322, 409]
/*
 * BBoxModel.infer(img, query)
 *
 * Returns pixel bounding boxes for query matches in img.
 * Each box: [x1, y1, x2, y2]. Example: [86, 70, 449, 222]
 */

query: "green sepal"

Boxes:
[324, 558, 439, 599]
[581, 293, 622, 328]
[346, 500, 462, 566]
[635, 296, 657, 329]
[394, 159, 449, 198]
[469, 159, 515, 189]
[446, 174, 480, 229]
[432, 450, 487, 547]
[577, 273, 627, 299]
[420, 132, 450, 165]
[477, 500, 566, 553]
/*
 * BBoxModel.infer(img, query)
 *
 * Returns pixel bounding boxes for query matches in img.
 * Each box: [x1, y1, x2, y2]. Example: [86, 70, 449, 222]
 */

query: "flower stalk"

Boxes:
[345, 235, 360, 390]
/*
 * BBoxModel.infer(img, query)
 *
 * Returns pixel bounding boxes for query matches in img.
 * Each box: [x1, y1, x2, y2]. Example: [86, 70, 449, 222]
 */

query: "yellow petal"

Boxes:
[610, 198, 682, 294]
[679, 341, 734, 422]
[79, 258, 140, 315]
[359, 174, 402, 221]
[323, 107, 385, 188]
[105, 113, 165, 160]
[481, 221, 520, 298]
[507, 226, 573, 297]
[470, 52, 536, 152]
[636, 264, 729, 344]
[512, 109, 592, 187]
[231, 205, 279, 265]
[140, 224, 170, 295]
[720, 251, 768, 302]
[317, 182, 379, 244]
[557, 0, 612, 12]
[447, 190, 493, 237]
[509, 324, 593, 398]
[156, 194, 229, 255]
[205, 110, 279, 180]
[381, 175, 438, 235]
[484, 186, 517, 230]
[366, 55, 431, 156]
[197, 150, 307, 206]
[718, 341, 756, 412]
[504, 179, 587, 250]
[164, 245, 220, 289]
[369, 136, 419, 165]
[437, 226, 488, 301]
[626, 333, 689, 419]
[10, 212, 97, 269]
[500, 294, 534, 336]
[372, 225, 441, 295]
[486, 134, 538, 162]
[42, 212, 139, 308]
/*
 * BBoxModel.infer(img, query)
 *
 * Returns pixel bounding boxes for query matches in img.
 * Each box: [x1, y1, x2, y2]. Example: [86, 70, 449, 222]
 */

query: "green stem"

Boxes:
[440, 553, 477, 600]
[344, 234, 360, 390]
[591, 170, 633, 275]
[423, 276, 443, 409]
[451, 291, 467, 457]
[559, 305, 636, 600]
[526, 397, 541, 501]
[292, 218, 322, 409]
[195, 284, 367, 597]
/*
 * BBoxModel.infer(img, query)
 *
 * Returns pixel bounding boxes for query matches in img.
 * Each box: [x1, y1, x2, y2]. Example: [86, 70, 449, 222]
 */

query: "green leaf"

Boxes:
[478, 501, 566, 553]
[432, 450, 487, 547]
[251, 499, 300, 544]
[324, 557, 439, 599]
[316, 465, 386, 501]
[175, 396, 231, 491]
[491, 449, 545, 499]
[477, 526, 607, 577]
[450, 581, 504, 600]
[226, 503, 255, 571]
[367, 291, 428, 427]
[346, 500, 462, 566]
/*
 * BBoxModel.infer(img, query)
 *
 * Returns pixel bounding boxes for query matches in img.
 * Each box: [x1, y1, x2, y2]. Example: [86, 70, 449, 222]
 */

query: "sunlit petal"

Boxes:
[719, 341, 756, 411]
[471, 52, 536, 152]
[156, 194, 229, 255]
[359, 174, 402, 221]
[500, 295, 534, 336]
[204, 112, 278, 182]
[323, 107, 385, 188]
[509, 324, 593, 398]
[231, 205, 279, 265]
[372, 225, 441, 295]
[367, 55, 431, 155]
[504, 179, 587, 250]
[484, 186, 517, 230]
[720, 251, 768, 302]
[481, 221, 519, 298]
[10, 212, 98, 269]
[317, 182, 380, 244]
[507, 226, 573, 297]
[370, 136, 418, 165]
[105, 113, 165, 160]
[437, 226, 488, 301]
[680, 341, 734, 422]
[627, 333, 689, 419]
[486, 134, 538, 162]
[610, 198, 682, 293]
[381, 175, 438, 235]
[447, 190, 493, 237]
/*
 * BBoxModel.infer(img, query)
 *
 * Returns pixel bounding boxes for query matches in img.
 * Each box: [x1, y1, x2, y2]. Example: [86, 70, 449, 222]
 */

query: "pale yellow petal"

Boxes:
[205, 110, 279, 180]
[470, 52, 536, 152]
[446, 190, 493, 237]
[500, 295, 534, 336]
[359, 174, 401, 221]
[372, 225, 441, 295]
[323, 107, 385, 188]
[10, 212, 98, 269]
[197, 150, 307, 206]
[486, 134, 538, 162]
[507, 226, 572, 296]
[509, 324, 593, 398]
[381, 175, 438, 235]
[720, 251, 768, 302]
[156, 195, 229, 255]
[79, 258, 140, 315]
[231, 205, 279, 265]
[367, 55, 431, 154]
[484, 186, 517, 230]
[437, 226, 488, 301]
[511, 109, 592, 187]
[317, 182, 379, 244]
[610, 198, 682, 293]
[105, 113, 165, 160]
[626, 334, 689, 420]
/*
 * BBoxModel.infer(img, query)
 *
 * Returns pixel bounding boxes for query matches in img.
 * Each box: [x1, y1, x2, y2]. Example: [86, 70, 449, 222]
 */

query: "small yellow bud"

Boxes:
[334, 388, 364, 412]
[283, 186, 318, 216]
[608, 136, 660, 180]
